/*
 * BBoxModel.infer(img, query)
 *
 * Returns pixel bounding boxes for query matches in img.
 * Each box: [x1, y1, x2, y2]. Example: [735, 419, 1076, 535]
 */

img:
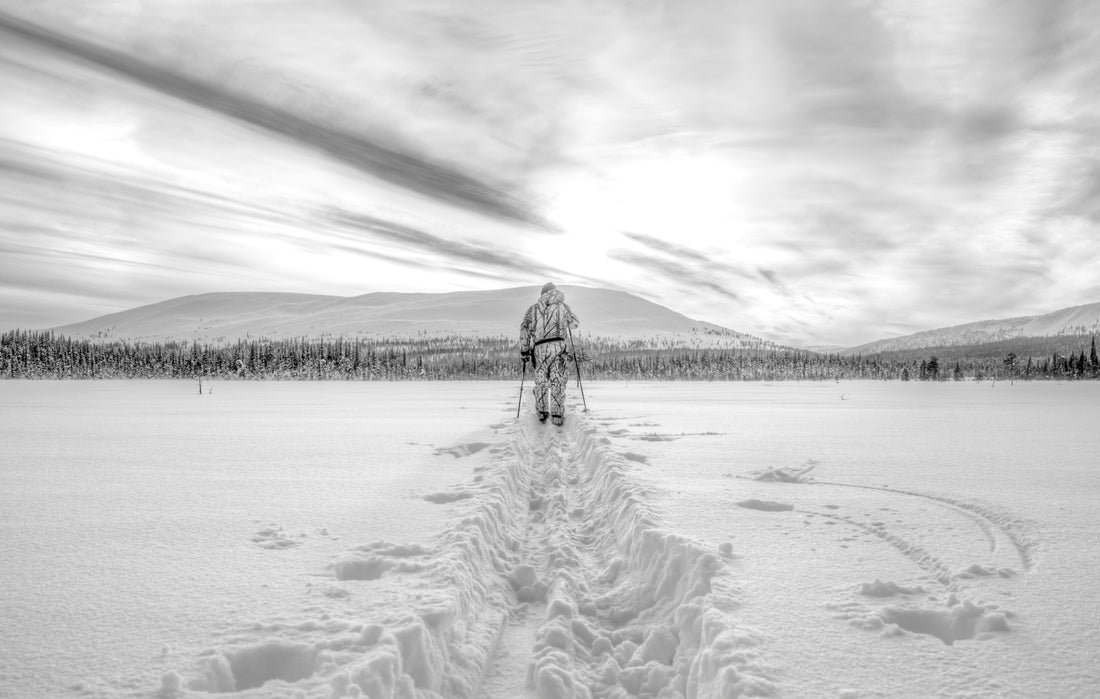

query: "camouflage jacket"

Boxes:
[520, 288, 579, 353]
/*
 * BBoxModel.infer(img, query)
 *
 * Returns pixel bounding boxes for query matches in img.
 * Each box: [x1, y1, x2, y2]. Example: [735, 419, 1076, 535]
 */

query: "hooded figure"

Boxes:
[520, 283, 579, 425]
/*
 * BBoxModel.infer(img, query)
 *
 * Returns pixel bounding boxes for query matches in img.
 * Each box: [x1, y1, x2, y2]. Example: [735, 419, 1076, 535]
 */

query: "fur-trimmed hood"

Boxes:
[538, 288, 566, 308]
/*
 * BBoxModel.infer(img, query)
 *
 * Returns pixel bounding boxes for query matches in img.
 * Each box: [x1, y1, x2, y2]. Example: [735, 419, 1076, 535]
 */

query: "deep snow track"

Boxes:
[483, 415, 776, 698]
[175, 412, 774, 698]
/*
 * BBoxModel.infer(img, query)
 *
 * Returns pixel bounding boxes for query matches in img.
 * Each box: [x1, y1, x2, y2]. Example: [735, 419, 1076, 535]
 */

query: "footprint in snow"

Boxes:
[858, 579, 925, 597]
[331, 541, 431, 581]
[955, 563, 1016, 579]
[434, 442, 491, 458]
[735, 499, 795, 512]
[840, 594, 1012, 645]
[423, 490, 474, 504]
[633, 433, 677, 442]
[743, 459, 817, 483]
[251, 526, 302, 549]
[323, 586, 351, 600]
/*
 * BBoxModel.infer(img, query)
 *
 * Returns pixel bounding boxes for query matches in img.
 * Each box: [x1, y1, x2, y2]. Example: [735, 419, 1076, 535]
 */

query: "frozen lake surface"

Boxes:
[1, 380, 1098, 697]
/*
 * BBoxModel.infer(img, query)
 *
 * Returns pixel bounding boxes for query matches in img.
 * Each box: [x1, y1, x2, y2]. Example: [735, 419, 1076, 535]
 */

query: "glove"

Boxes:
[521, 349, 536, 369]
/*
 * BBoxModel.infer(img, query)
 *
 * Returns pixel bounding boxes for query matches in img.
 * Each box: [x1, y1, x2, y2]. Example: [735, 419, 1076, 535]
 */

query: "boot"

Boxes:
[551, 414, 564, 427]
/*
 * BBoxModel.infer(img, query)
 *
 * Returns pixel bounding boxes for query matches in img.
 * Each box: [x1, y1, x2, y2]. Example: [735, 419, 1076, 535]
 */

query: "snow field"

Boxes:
[4, 380, 1099, 697]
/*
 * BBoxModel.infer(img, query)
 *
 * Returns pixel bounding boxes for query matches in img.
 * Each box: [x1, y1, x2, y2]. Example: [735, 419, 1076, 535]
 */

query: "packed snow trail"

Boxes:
[482, 416, 775, 698]
[170, 409, 774, 698]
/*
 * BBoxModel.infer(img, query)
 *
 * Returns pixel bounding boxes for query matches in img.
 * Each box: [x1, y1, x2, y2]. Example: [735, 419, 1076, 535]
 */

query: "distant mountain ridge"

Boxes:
[844, 301, 1100, 355]
[48, 289, 1100, 357]
[52, 286, 777, 350]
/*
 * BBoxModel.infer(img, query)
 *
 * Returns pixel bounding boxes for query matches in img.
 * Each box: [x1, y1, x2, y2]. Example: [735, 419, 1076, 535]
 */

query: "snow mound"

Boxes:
[744, 459, 817, 483]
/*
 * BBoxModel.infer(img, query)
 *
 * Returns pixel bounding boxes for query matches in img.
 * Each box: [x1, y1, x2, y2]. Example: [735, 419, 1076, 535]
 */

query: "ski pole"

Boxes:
[516, 356, 528, 418]
[567, 326, 588, 412]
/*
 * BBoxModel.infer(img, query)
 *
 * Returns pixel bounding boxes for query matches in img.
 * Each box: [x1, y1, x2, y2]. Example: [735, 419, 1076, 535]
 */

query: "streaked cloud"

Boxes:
[1, 0, 1099, 346]
[324, 208, 566, 280]
[0, 11, 544, 226]
[611, 250, 743, 303]
[622, 232, 755, 280]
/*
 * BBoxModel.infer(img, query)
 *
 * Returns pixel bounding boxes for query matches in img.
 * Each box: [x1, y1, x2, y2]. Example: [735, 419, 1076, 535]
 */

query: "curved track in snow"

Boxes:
[734, 460, 1034, 648]
[807, 480, 1037, 573]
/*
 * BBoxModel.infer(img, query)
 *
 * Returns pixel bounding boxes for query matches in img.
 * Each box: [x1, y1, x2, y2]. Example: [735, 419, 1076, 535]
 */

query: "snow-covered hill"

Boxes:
[844, 302, 1100, 355]
[52, 286, 775, 349]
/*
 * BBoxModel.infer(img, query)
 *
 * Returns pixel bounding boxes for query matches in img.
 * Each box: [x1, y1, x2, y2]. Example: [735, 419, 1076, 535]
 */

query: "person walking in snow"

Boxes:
[520, 283, 579, 426]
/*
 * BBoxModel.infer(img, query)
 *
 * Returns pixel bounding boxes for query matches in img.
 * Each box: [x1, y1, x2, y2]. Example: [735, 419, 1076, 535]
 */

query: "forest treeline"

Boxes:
[2, 330, 1098, 381]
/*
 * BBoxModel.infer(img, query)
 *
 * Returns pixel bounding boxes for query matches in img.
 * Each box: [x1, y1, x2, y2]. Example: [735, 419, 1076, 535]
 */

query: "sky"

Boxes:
[2, 0, 1100, 348]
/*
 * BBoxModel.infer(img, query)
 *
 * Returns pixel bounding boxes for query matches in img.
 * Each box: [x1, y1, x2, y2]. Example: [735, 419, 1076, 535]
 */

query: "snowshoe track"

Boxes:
[483, 414, 776, 698]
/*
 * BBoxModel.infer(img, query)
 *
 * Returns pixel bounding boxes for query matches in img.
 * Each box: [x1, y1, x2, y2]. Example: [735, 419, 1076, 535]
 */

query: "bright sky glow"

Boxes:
[2, 0, 1100, 346]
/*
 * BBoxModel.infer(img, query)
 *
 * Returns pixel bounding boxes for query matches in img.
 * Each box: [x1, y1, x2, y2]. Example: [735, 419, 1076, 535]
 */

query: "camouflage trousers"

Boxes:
[532, 340, 569, 418]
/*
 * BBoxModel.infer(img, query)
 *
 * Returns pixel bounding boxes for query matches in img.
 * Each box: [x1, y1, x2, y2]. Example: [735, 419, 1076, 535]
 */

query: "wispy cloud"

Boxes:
[757, 269, 791, 297]
[611, 250, 742, 303]
[324, 208, 568, 280]
[0, 11, 545, 226]
[622, 232, 755, 278]
[0, 140, 299, 232]
[2, 1, 1100, 345]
